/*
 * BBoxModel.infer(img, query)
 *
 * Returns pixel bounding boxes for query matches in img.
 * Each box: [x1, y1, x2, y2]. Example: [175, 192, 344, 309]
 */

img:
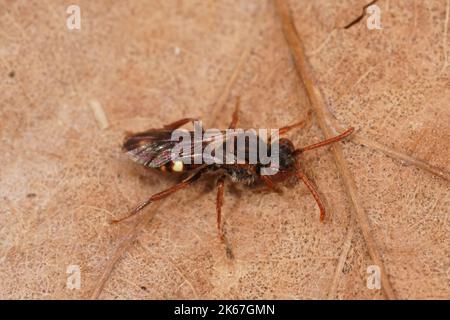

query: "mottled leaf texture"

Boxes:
[0, 0, 448, 299]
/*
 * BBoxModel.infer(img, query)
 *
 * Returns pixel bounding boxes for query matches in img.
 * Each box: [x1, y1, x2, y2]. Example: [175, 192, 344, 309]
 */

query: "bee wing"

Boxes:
[123, 130, 178, 167]
[123, 128, 246, 168]
[123, 129, 214, 168]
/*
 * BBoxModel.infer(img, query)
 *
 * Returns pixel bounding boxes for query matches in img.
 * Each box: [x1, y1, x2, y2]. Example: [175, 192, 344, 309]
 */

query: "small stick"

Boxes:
[329, 117, 450, 182]
[351, 134, 450, 182]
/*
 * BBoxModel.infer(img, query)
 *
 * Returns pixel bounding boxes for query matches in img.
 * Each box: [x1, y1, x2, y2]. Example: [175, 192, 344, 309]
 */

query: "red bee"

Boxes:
[114, 99, 354, 241]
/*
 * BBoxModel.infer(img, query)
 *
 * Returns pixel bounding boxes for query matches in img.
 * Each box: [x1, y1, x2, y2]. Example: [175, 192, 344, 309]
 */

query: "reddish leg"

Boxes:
[112, 169, 204, 223]
[279, 111, 312, 135]
[228, 97, 240, 129]
[216, 175, 226, 241]
[260, 175, 283, 194]
[291, 128, 354, 222]
[253, 171, 294, 194]
[295, 168, 326, 222]
[163, 118, 199, 130]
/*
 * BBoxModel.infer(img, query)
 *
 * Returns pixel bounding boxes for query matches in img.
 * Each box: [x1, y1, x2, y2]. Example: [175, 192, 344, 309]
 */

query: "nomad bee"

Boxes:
[114, 99, 354, 240]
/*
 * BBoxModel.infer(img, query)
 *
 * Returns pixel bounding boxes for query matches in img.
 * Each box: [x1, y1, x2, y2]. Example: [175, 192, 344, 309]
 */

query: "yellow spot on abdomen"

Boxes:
[172, 160, 184, 172]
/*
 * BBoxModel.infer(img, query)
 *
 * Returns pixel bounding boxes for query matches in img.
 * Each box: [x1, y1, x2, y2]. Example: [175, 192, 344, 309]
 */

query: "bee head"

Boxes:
[277, 138, 297, 171]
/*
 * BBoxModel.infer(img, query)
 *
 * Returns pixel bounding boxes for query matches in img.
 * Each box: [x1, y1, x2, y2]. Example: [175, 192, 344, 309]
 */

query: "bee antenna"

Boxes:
[296, 127, 354, 153]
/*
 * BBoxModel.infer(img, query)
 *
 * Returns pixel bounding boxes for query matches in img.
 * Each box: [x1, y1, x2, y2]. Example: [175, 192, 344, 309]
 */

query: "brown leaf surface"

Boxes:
[0, 0, 449, 299]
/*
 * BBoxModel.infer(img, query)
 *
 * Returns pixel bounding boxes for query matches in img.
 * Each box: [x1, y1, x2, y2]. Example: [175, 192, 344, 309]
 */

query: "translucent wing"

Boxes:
[123, 128, 258, 168]
[123, 129, 225, 168]
[123, 129, 186, 168]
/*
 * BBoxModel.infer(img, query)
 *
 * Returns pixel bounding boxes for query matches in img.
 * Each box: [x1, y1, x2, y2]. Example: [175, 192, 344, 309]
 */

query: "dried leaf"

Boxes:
[0, 0, 448, 299]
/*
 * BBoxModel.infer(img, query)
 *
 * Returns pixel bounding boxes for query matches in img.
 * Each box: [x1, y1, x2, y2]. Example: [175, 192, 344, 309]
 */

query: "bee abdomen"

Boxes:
[226, 166, 257, 185]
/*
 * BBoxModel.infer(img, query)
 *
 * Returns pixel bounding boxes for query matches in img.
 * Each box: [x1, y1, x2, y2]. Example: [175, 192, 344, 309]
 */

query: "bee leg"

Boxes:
[216, 175, 226, 242]
[228, 97, 240, 129]
[111, 169, 204, 224]
[295, 169, 326, 222]
[163, 118, 199, 130]
[252, 186, 274, 194]
[279, 110, 312, 135]
[260, 175, 283, 194]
